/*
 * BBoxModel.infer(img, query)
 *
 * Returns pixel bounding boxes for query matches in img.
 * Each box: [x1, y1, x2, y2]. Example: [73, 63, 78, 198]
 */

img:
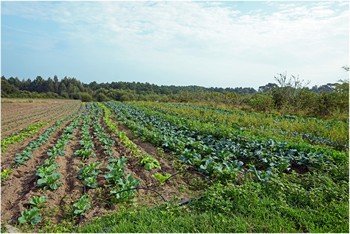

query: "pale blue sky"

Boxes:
[1, 1, 349, 88]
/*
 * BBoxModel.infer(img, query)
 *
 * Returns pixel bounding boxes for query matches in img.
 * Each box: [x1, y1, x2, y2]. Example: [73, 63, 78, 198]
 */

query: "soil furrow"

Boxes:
[2, 103, 80, 136]
[0, 119, 75, 223]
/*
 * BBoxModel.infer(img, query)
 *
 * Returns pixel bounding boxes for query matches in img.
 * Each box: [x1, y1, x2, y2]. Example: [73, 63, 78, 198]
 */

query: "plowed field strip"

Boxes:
[2, 102, 81, 136]
[2, 103, 61, 125]
[1, 108, 81, 167]
[99, 107, 201, 205]
[1, 118, 75, 223]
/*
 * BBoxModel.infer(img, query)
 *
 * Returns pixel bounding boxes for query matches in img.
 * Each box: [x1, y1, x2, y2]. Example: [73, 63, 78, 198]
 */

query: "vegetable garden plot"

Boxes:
[131, 101, 348, 151]
[2, 100, 347, 232]
[1, 102, 197, 229]
[106, 102, 345, 180]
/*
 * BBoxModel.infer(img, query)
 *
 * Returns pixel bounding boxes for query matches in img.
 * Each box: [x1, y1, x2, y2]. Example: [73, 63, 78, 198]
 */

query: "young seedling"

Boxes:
[73, 195, 91, 216]
[152, 172, 172, 185]
[78, 162, 100, 188]
[18, 207, 42, 226]
[28, 195, 47, 208]
[140, 155, 161, 171]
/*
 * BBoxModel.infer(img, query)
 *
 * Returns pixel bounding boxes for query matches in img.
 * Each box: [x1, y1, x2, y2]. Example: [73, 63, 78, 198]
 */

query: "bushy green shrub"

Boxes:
[79, 92, 93, 102]
[249, 94, 274, 112]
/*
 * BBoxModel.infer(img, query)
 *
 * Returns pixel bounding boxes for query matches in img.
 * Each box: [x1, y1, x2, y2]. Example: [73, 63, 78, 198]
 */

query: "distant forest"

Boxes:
[1, 74, 348, 118]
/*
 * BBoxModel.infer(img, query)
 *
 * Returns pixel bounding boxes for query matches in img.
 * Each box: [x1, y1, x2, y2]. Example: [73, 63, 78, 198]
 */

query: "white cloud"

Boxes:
[2, 1, 349, 87]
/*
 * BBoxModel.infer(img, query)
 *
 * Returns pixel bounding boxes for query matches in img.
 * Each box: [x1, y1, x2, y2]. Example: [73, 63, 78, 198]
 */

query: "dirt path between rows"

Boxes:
[1, 119, 74, 223]
[1, 111, 79, 168]
[2, 103, 80, 137]
[103, 117, 203, 206]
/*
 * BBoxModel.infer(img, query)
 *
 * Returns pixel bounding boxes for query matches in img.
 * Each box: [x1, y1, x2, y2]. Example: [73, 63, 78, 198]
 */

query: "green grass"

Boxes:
[36, 196, 347, 233]
[36, 206, 293, 233]
[131, 101, 348, 150]
[30, 167, 348, 233]
[9, 101, 348, 233]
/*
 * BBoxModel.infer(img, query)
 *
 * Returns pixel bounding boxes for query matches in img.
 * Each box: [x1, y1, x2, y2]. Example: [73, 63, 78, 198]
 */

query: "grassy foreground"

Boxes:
[18, 170, 348, 233]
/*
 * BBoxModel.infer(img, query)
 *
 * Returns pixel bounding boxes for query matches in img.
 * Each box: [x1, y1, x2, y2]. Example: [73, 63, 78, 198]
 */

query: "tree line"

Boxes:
[1, 74, 348, 119]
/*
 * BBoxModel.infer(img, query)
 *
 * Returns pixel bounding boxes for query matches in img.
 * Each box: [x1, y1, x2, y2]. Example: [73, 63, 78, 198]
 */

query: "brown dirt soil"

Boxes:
[1, 105, 204, 227]
[2, 101, 81, 136]
[1, 119, 75, 224]
[1, 102, 58, 121]
[1, 99, 77, 123]
[43, 128, 82, 223]
[2, 104, 57, 124]
[103, 119, 203, 207]
[1, 108, 81, 168]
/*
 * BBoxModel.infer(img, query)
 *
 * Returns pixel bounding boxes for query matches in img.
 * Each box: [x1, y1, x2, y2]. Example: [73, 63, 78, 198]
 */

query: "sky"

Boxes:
[1, 0, 349, 88]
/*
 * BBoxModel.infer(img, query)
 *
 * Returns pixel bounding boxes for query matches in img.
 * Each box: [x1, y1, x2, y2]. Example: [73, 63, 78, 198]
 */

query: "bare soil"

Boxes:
[1, 119, 75, 223]
[1, 106, 81, 168]
[105, 120, 203, 206]
[1, 102, 204, 227]
[2, 101, 81, 137]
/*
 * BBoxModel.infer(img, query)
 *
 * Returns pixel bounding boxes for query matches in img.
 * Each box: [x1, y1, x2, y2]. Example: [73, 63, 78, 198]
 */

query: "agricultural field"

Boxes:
[0, 99, 348, 232]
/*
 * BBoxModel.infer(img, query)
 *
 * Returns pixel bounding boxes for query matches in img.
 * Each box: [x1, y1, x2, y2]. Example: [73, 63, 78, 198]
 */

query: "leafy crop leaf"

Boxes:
[152, 172, 171, 185]
[18, 208, 42, 225]
[29, 196, 46, 208]
[140, 155, 161, 171]
[73, 195, 91, 216]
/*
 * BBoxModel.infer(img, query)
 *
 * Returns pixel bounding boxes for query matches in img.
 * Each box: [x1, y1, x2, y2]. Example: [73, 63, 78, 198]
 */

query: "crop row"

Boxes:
[18, 117, 80, 225]
[2, 102, 80, 134]
[1, 115, 77, 183]
[1, 121, 47, 153]
[13, 115, 72, 165]
[130, 101, 347, 151]
[120, 102, 347, 161]
[91, 103, 140, 202]
[98, 103, 162, 172]
[70, 104, 140, 218]
[2, 104, 58, 125]
[77, 107, 98, 189]
[36, 118, 79, 189]
[105, 102, 342, 181]
[72, 107, 97, 216]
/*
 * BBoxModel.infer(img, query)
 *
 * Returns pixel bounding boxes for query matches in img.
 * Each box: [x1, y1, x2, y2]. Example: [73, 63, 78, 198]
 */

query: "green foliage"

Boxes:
[131, 101, 348, 151]
[75, 114, 95, 160]
[97, 103, 145, 157]
[152, 172, 171, 184]
[18, 195, 47, 226]
[14, 118, 66, 165]
[140, 155, 161, 171]
[79, 92, 93, 102]
[12, 101, 349, 233]
[248, 93, 274, 112]
[0, 168, 13, 182]
[90, 106, 114, 157]
[106, 101, 345, 183]
[36, 159, 61, 190]
[109, 174, 140, 202]
[190, 172, 348, 232]
[78, 162, 100, 188]
[18, 208, 42, 226]
[96, 92, 110, 102]
[36, 117, 79, 190]
[104, 157, 127, 185]
[37, 171, 61, 190]
[46, 195, 348, 233]
[102, 155, 139, 203]
[1, 122, 46, 153]
[28, 196, 47, 208]
[73, 195, 91, 216]
[2, 75, 348, 118]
